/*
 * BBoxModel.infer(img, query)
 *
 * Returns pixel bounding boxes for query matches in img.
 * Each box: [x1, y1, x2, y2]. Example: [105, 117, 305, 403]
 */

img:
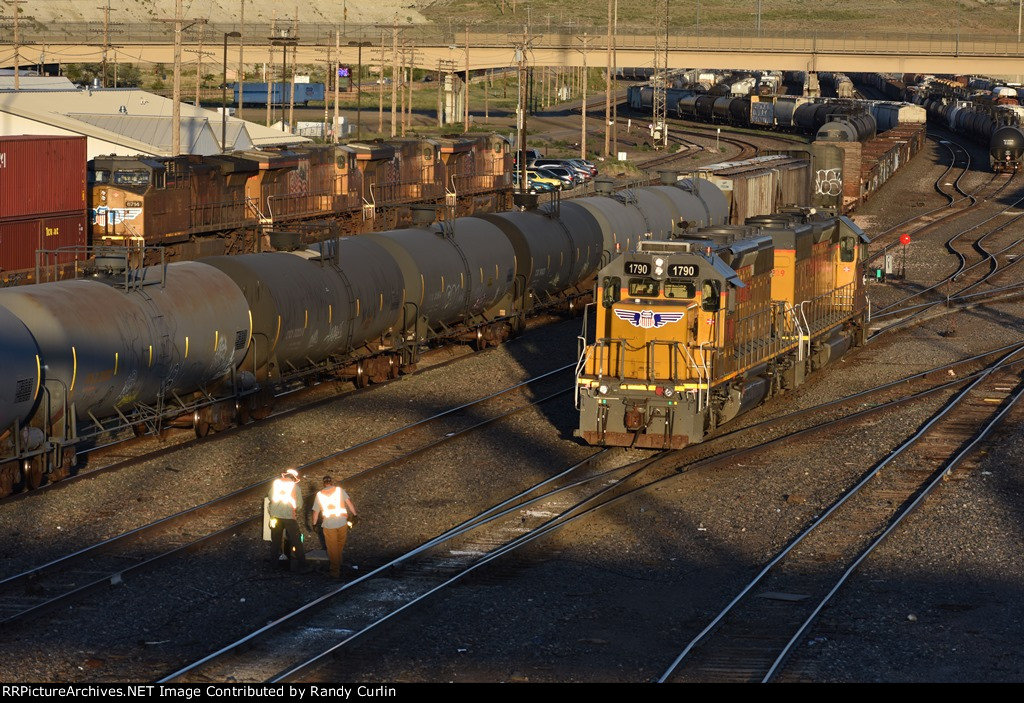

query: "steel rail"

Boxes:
[658, 344, 1024, 683]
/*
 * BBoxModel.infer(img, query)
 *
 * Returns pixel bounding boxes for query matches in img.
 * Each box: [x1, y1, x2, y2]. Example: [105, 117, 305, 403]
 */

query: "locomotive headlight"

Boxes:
[655, 258, 664, 267]
[598, 384, 609, 395]
[655, 266, 664, 276]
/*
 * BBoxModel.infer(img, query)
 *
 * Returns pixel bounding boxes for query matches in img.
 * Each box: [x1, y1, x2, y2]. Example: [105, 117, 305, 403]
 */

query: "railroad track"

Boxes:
[154, 341, 1024, 682]
[159, 447, 670, 682]
[292, 343, 1024, 682]
[658, 345, 1024, 683]
[864, 135, 1001, 255]
[867, 173, 1024, 336]
[0, 366, 575, 629]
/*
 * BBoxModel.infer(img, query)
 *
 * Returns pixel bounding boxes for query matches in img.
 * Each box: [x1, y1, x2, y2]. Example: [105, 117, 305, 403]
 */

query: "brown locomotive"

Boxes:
[88, 134, 512, 261]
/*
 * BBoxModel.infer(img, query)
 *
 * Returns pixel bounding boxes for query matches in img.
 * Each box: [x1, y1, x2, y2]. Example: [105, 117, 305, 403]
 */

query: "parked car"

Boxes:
[525, 169, 565, 190]
[530, 157, 591, 182]
[568, 158, 599, 177]
[535, 165, 582, 188]
[512, 172, 555, 194]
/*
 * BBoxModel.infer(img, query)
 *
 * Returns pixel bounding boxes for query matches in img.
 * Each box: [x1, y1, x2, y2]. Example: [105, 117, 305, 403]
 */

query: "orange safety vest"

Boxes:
[317, 486, 348, 519]
[271, 478, 298, 510]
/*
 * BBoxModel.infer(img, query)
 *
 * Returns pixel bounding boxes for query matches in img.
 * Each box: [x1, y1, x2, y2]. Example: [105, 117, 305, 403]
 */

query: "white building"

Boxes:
[0, 82, 311, 158]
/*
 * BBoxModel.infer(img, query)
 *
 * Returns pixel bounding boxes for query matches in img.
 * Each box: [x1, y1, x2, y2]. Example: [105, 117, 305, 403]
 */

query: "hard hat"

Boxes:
[284, 468, 300, 480]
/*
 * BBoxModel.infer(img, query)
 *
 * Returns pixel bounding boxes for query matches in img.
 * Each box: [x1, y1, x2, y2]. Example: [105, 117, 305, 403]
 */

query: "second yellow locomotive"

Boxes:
[575, 209, 868, 449]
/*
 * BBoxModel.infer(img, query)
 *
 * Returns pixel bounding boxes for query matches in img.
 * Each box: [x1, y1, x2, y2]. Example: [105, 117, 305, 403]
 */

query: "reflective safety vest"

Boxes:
[272, 478, 298, 511]
[318, 486, 348, 519]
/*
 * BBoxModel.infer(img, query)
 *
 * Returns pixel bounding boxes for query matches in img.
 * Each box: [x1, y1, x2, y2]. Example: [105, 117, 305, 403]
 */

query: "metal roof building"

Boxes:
[0, 84, 310, 158]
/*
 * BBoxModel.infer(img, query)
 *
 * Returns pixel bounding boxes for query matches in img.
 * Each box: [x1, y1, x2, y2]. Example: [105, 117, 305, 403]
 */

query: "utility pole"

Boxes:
[325, 41, 332, 140]
[333, 29, 340, 143]
[237, 0, 245, 122]
[464, 24, 470, 132]
[186, 23, 213, 107]
[288, 8, 298, 136]
[604, 0, 612, 157]
[267, 12, 275, 127]
[399, 40, 406, 136]
[8, 1, 27, 91]
[576, 32, 590, 159]
[510, 27, 540, 195]
[391, 14, 399, 138]
[160, 0, 207, 155]
[612, 0, 619, 157]
[437, 59, 444, 127]
[378, 29, 385, 135]
[98, 1, 110, 87]
[407, 41, 415, 134]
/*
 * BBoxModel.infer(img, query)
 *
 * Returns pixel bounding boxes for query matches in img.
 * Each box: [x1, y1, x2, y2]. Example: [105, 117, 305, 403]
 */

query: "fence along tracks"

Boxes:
[658, 344, 1024, 683]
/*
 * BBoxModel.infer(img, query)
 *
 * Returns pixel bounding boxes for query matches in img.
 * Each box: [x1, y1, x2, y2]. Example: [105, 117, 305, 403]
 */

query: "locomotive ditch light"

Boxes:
[599, 384, 609, 395]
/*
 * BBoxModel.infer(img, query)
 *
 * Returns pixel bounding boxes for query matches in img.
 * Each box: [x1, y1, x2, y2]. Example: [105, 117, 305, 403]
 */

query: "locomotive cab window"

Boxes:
[602, 276, 621, 308]
[664, 279, 696, 299]
[840, 235, 856, 262]
[628, 278, 659, 298]
[701, 280, 721, 311]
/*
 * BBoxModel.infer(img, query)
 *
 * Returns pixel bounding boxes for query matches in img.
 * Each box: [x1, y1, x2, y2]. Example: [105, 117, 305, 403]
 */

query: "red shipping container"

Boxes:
[0, 135, 88, 220]
[0, 213, 88, 279]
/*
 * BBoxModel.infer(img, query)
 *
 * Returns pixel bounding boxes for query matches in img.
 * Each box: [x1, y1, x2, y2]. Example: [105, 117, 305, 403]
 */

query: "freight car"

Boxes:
[0, 175, 733, 495]
[87, 134, 513, 263]
[915, 87, 1024, 171]
[233, 82, 327, 107]
[990, 124, 1024, 172]
[0, 136, 89, 286]
[672, 90, 892, 144]
[575, 209, 868, 449]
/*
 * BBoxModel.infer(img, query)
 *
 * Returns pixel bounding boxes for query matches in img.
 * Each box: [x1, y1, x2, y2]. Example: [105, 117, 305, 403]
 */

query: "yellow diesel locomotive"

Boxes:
[575, 209, 868, 449]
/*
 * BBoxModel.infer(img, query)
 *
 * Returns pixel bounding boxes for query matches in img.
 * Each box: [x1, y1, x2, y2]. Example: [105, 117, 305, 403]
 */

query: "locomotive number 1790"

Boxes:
[668, 264, 698, 277]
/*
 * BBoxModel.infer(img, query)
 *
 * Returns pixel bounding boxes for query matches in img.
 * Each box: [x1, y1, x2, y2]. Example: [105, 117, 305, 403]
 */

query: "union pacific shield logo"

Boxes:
[614, 309, 684, 329]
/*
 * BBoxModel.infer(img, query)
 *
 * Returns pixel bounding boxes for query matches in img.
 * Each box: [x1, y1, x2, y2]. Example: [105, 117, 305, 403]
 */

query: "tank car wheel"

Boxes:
[354, 364, 368, 389]
[195, 420, 211, 438]
[132, 423, 148, 438]
[388, 357, 399, 380]
[475, 330, 488, 351]
[237, 401, 251, 425]
[24, 458, 45, 490]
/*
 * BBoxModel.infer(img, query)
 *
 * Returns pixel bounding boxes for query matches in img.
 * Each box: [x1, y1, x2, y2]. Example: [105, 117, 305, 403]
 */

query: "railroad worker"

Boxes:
[267, 468, 309, 573]
[311, 475, 358, 580]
